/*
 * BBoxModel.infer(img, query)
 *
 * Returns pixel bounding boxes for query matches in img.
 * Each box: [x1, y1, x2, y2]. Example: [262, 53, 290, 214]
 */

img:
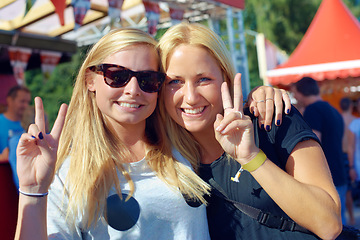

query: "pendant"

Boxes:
[230, 167, 243, 182]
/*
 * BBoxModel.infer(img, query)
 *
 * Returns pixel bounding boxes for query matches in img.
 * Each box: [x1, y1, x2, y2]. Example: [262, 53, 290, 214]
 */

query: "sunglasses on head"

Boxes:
[89, 63, 166, 93]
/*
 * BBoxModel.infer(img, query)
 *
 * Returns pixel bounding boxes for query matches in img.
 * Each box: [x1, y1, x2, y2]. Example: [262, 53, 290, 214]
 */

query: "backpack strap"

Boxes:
[209, 178, 312, 234]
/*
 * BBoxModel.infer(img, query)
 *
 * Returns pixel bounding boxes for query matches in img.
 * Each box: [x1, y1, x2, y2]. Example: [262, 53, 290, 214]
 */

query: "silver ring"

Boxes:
[256, 100, 265, 103]
[266, 98, 274, 101]
[235, 111, 243, 119]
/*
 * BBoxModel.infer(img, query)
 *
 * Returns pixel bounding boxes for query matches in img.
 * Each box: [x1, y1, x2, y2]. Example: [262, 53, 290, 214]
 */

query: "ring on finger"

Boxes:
[265, 98, 274, 101]
[234, 111, 243, 119]
[256, 100, 265, 103]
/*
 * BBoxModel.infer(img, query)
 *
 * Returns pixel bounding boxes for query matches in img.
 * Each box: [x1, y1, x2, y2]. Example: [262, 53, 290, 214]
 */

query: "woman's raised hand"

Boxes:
[17, 97, 68, 194]
[214, 73, 259, 164]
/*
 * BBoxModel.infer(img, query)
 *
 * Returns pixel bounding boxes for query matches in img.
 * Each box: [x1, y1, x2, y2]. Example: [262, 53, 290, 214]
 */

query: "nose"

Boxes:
[124, 77, 141, 95]
[183, 82, 199, 105]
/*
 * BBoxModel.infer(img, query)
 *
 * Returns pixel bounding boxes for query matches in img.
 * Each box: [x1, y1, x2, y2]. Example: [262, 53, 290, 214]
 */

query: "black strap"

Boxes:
[209, 178, 312, 234]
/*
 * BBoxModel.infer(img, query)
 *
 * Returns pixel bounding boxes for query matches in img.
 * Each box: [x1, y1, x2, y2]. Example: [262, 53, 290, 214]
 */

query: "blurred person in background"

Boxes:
[291, 77, 347, 225]
[339, 97, 356, 225]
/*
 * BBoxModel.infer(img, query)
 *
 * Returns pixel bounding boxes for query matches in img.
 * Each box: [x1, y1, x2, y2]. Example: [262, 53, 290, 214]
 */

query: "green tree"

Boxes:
[25, 47, 88, 129]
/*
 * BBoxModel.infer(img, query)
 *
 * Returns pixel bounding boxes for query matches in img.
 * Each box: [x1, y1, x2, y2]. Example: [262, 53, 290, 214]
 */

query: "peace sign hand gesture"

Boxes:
[214, 73, 260, 165]
[16, 97, 68, 194]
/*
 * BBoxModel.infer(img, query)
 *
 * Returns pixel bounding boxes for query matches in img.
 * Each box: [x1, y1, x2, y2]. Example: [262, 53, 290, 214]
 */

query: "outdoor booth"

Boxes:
[267, 0, 360, 113]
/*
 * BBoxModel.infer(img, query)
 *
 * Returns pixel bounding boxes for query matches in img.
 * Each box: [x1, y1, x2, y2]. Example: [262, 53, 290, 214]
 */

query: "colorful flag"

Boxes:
[73, 0, 91, 30]
[40, 50, 62, 80]
[7, 47, 32, 86]
[143, 0, 160, 36]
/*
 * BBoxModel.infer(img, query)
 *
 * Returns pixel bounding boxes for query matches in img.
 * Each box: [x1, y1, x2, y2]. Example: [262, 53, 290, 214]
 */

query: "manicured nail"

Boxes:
[266, 125, 270, 131]
[286, 109, 290, 114]
[276, 120, 281, 126]
[38, 132, 44, 140]
[31, 135, 35, 138]
[261, 124, 264, 129]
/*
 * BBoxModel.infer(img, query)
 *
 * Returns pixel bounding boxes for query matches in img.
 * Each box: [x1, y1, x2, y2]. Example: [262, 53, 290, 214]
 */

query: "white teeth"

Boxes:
[182, 107, 204, 114]
[119, 102, 140, 108]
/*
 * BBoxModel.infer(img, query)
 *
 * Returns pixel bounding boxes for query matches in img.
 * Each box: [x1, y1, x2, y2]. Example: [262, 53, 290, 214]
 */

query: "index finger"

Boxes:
[34, 97, 46, 133]
[221, 82, 233, 114]
[233, 73, 243, 112]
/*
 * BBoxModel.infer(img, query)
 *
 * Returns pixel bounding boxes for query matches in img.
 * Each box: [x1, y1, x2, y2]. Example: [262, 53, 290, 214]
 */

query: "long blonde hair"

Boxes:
[56, 28, 209, 228]
[157, 22, 236, 168]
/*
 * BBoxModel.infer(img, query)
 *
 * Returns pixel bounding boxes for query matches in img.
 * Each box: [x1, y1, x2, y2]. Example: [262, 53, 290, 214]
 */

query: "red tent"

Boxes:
[267, 0, 360, 86]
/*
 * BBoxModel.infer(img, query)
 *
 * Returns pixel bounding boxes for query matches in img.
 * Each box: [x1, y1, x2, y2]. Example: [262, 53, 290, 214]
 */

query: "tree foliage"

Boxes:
[25, 47, 89, 128]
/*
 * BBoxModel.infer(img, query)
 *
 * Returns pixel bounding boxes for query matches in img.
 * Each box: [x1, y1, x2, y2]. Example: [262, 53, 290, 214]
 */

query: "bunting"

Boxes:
[7, 47, 32, 86]
[108, 0, 124, 26]
[40, 50, 62, 80]
[72, 0, 91, 30]
[50, 0, 66, 26]
[142, 0, 160, 36]
[169, 7, 184, 25]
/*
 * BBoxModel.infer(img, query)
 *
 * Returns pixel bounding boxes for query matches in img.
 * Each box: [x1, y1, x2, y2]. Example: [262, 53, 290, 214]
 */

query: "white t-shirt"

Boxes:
[47, 150, 210, 240]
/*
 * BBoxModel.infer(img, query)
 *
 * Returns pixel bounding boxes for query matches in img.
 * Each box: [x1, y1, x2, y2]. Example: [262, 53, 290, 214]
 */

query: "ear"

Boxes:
[86, 69, 96, 92]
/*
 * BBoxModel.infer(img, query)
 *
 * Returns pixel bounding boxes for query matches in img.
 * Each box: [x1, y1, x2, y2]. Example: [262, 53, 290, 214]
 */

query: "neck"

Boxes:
[191, 129, 224, 164]
[3, 111, 20, 122]
[303, 95, 322, 107]
[112, 122, 148, 163]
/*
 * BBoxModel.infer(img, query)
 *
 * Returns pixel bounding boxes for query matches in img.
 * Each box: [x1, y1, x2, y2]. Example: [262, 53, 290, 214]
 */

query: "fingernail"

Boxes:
[266, 125, 270, 131]
[286, 109, 290, 114]
[276, 120, 281, 126]
[38, 132, 44, 140]
[31, 135, 35, 139]
[261, 124, 264, 130]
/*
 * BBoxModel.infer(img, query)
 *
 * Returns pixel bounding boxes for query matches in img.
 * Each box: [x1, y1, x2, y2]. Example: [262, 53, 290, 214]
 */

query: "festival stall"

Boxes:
[266, 0, 360, 111]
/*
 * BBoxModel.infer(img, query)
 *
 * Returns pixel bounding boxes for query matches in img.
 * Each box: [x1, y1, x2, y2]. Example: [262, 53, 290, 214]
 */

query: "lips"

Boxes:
[182, 107, 205, 114]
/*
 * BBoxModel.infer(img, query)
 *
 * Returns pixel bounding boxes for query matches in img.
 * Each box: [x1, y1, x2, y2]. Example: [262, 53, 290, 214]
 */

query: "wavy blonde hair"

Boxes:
[157, 22, 236, 168]
[56, 28, 210, 228]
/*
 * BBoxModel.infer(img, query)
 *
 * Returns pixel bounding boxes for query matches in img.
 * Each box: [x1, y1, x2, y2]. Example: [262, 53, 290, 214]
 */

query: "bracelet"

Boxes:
[241, 150, 267, 172]
[19, 189, 49, 197]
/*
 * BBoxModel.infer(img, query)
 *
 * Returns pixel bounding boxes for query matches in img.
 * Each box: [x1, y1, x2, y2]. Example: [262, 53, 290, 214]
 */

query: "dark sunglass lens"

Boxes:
[105, 69, 130, 87]
[138, 72, 163, 92]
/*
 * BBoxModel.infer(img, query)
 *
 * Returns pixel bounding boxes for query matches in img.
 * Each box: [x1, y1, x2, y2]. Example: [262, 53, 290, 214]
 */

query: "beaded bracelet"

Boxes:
[241, 150, 267, 172]
[19, 189, 49, 197]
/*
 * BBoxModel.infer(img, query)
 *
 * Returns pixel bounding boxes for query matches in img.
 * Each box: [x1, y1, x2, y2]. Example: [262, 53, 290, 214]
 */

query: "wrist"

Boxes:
[19, 189, 48, 198]
[241, 150, 267, 172]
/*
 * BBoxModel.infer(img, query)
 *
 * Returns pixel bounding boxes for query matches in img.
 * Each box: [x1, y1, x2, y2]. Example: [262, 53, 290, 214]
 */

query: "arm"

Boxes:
[0, 147, 9, 163]
[215, 75, 341, 240]
[347, 130, 357, 182]
[15, 97, 67, 240]
[246, 86, 291, 130]
[312, 129, 322, 142]
[251, 140, 341, 240]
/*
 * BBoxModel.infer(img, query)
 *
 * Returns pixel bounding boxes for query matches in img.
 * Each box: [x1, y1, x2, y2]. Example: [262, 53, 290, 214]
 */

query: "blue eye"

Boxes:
[167, 79, 182, 85]
[199, 77, 210, 82]
[198, 77, 213, 84]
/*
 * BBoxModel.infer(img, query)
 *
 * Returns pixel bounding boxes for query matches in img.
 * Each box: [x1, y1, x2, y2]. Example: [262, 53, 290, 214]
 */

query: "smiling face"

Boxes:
[87, 44, 159, 129]
[164, 44, 224, 134]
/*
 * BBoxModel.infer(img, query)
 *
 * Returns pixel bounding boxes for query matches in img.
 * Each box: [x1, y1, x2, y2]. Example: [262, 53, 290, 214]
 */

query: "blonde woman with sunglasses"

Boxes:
[15, 28, 212, 240]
